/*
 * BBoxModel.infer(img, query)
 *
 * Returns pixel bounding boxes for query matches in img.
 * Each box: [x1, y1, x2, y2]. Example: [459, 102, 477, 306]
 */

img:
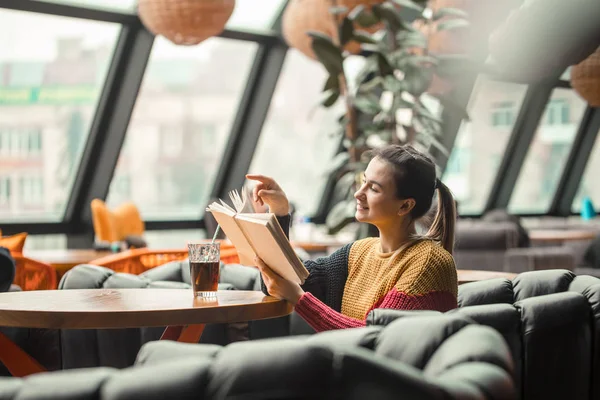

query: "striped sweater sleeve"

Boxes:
[295, 245, 458, 332]
[295, 285, 455, 332]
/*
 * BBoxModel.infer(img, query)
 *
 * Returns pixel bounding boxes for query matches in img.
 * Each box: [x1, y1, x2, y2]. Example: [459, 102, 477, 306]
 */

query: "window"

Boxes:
[442, 77, 528, 215]
[0, 9, 119, 222]
[491, 101, 516, 127]
[248, 49, 343, 218]
[0, 177, 10, 205]
[19, 176, 44, 206]
[545, 99, 570, 125]
[106, 37, 257, 220]
[573, 127, 600, 212]
[226, 0, 287, 30]
[0, 127, 43, 157]
[509, 88, 587, 214]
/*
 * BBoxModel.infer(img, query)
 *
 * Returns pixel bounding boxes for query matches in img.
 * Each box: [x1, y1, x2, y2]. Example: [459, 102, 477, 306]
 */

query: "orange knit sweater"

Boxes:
[294, 238, 458, 332]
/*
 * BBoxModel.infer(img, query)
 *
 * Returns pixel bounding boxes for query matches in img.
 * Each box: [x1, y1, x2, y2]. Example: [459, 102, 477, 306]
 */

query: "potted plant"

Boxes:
[307, 0, 471, 234]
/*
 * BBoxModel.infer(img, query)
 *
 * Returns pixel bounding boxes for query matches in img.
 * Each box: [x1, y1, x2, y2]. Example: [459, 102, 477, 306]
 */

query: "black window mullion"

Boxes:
[0, 0, 138, 24]
[552, 107, 600, 215]
[64, 21, 154, 248]
[485, 84, 554, 212]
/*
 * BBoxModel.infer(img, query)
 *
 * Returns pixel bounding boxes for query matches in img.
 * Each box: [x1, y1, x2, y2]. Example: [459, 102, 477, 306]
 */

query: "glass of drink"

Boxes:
[187, 242, 220, 297]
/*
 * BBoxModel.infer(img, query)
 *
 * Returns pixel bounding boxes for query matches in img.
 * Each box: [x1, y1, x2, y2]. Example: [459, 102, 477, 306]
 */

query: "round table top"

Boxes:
[0, 289, 292, 329]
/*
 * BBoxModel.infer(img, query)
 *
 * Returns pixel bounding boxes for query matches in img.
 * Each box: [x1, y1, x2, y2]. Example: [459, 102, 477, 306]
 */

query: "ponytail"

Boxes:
[426, 179, 456, 254]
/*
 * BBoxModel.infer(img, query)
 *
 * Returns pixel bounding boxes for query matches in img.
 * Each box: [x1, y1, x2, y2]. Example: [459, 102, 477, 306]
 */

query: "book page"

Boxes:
[235, 214, 308, 284]
[206, 203, 256, 266]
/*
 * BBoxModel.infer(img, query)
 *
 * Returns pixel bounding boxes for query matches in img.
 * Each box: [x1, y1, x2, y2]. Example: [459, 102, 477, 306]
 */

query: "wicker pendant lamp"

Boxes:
[282, 0, 386, 60]
[571, 48, 600, 107]
[138, 0, 235, 46]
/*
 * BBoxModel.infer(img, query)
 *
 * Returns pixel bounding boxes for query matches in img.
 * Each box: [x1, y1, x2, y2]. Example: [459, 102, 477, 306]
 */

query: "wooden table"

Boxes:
[0, 289, 292, 377]
[457, 270, 517, 285]
[24, 250, 112, 279]
[528, 229, 598, 243]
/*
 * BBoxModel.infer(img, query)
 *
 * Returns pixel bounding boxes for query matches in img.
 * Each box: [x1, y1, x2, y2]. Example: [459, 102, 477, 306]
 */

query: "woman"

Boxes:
[247, 144, 457, 332]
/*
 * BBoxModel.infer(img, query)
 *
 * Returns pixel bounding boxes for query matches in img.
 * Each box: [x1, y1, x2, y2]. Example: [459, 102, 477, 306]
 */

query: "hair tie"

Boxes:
[435, 178, 441, 189]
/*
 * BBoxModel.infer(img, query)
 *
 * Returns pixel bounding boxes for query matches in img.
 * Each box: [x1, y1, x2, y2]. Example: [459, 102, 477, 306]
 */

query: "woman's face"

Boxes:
[354, 157, 409, 227]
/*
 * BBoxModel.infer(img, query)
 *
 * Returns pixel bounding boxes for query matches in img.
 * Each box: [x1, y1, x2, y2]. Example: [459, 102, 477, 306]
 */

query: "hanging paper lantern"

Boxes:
[282, 0, 387, 60]
[138, 0, 235, 46]
[571, 48, 600, 107]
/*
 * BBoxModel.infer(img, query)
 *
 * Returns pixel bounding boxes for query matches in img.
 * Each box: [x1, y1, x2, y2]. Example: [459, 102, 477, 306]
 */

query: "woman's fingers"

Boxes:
[256, 257, 278, 280]
[246, 174, 276, 188]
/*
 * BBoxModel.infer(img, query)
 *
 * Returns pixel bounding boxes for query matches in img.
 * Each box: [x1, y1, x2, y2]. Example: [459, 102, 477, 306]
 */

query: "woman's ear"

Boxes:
[398, 199, 416, 216]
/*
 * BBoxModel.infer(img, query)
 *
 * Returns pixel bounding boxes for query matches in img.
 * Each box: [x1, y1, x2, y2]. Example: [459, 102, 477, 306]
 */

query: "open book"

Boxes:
[206, 189, 309, 285]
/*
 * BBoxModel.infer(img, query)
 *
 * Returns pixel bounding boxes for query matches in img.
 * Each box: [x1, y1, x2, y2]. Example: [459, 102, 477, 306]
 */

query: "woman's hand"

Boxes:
[256, 257, 304, 305]
[245, 174, 290, 217]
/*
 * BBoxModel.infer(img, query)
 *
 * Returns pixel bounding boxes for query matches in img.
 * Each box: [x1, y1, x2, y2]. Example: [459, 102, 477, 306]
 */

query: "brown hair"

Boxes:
[369, 145, 457, 254]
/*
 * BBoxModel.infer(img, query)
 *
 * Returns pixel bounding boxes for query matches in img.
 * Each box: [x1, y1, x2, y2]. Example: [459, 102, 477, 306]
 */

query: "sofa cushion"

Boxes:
[512, 269, 575, 300]
[516, 292, 591, 400]
[102, 359, 210, 400]
[206, 340, 335, 400]
[458, 278, 514, 307]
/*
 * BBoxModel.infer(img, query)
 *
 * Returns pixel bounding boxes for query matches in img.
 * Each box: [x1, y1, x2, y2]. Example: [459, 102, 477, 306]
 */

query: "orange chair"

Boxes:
[12, 254, 58, 291]
[90, 199, 145, 245]
[89, 244, 240, 275]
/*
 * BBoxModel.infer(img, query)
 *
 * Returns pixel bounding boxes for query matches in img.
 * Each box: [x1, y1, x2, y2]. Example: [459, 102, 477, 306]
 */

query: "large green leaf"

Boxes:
[407, 54, 439, 67]
[352, 31, 377, 44]
[432, 7, 468, 20]
[326, 199, 358, 235]
[308, 31, 345, 76]
[382, 75, 404, 92]
[353, 95, 382, 115]
[339, 17, 355, 46]
[323, 74, 340, 92]
[357, 76, 384, 92]
[348, 5, 381, 28]
[391, 0, 424, 13]
[329, 5, 349, 16]
[404, 66, 433, 96]
[377, 53, 395, 77]
[395, 31, 428, 50]
[371, 3, 404, 31]
[436, 18, 469, 32]
[321, 89, 341, 107]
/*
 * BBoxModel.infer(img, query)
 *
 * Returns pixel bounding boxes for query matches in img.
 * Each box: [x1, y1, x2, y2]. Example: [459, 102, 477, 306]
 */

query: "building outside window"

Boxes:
[19, 176, 44, 206]
[0, 127, 43, 157]
[491, 101, 516, 127]
[0, 177, 10, 205]
[545, 99, 570, 125]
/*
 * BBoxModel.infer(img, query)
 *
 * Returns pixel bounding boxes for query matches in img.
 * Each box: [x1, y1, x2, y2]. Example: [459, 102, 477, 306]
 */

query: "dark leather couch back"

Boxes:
[0, 314, 514, 400]
[369, 269, 600, 400]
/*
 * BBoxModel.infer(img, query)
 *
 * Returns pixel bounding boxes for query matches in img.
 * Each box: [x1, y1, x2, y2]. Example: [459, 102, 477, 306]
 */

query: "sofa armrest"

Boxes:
[366, 309, 441, 327]
[141, 260, 186, 283]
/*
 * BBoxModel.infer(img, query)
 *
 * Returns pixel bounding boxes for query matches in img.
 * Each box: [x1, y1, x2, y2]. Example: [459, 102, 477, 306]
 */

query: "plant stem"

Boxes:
[329, 0, 359, 162]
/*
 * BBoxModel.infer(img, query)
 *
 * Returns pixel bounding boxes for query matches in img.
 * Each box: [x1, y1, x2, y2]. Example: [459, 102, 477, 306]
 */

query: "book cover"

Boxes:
[206, 189, 309, 284]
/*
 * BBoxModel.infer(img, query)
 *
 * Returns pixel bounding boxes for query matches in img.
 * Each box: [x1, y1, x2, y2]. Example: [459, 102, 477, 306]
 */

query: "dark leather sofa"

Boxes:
[368, 270, 600, 400]
[0, 313, 516, 400]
